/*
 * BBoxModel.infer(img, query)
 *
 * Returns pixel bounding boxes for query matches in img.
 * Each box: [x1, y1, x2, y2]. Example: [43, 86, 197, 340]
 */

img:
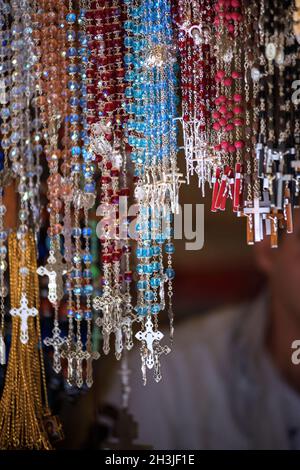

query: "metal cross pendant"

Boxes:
[162, 171, 185, 214]
[61, 340, 76, 386]
[73, 345, 90, 388]
[135, 316, 164, 369]
[86, 349, 100, 388]
[94, 292, 115, 355]
[37, 264, 57, 304]
[243, 197, 270, 242]
[44, 322, 66, 373]
[37, 251, 67, 304]
[115, 315, 133, 360]
[61, 341, 90, 388]
[50, 250, 67, 301]
[10, 293, 38, 344]
[93, 291, 114, 312]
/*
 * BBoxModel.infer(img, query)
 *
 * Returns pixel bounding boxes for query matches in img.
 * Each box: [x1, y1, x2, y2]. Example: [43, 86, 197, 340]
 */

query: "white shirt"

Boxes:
[103, 295, 300, 449]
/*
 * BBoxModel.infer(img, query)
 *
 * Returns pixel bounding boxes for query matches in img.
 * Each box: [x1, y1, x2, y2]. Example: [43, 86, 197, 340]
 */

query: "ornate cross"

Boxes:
[135, 316, 164, 369]
[62, 341, 91, 387]
[37, 251, 67, 304]
[44, 322, 66, 374]
[86, 349, 100, 388]
[61, 340, 76, 386]
[94, 293, 114, 355]
[73, 346, 91, 388]
[61, 341, 91, 388]
[114, 315, 133, 360]
[94, 291, 125, 356]
[93, 291, 114, 313]
[37, 264, 57, 303]
[10, 293, 38, 344]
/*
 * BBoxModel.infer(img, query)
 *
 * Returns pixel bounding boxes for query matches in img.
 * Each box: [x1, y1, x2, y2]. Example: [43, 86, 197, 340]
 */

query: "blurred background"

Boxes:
[172, 181, 263, 320]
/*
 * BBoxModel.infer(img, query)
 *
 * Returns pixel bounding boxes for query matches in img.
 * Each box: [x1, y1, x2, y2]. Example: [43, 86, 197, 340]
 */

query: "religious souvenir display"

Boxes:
[174, 0, 215, 194]
[122, 0, 181, 385]
[87, 0, 134, 365]
[0, 0, 300, 450]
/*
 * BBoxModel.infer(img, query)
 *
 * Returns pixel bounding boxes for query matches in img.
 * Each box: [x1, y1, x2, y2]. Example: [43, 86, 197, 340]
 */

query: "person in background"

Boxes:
[61, 210, 300, 450]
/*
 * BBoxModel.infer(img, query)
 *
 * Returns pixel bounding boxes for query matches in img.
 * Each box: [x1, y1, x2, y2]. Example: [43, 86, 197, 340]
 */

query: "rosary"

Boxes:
[0, 0, 300, 449]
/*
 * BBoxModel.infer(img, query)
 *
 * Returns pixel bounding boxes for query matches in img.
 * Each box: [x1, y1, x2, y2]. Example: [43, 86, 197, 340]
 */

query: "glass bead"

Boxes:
[0, 245, 7, 256]
[19, 266, 29, 276]
[83, 284, 93, 295]
[67, 309, 74, 318]
[66, 30, 76, 42]
[82, 254, 92, 264]
[82, 227, 91, 237]
[66, 13, 76, 24]
[150, 277, 161, 288]
[165, 243, 175, 254]
[144, 290, 154, 301]
[84, 182, 95, 192]
[83, 269, 92, 279]
[84, 310, 92, 320]
[0, 107, 10, 119]
[135, 306, 148, 316]
[0, 231, 7, 241]
[152, 262, 160, 272]
[72, 254, 81, 264]
[137, 280, 147, 290]
[0, 259, 7, 272]
[73, 287, 82, 296]
[151, 304, 161, 315]
[75, 310, 82, 320]
[71, 269, 82, 278]
[72, 227, 81, 237]
[165, 268, 175, 280]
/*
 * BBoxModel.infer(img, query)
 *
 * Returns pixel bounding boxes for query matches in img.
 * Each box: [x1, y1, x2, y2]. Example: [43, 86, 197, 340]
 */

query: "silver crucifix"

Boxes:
[243, 197, 270, 242]
[86, 349, 100, 388]
[44, 321, 66, 374]
[135, 316, 164, 369]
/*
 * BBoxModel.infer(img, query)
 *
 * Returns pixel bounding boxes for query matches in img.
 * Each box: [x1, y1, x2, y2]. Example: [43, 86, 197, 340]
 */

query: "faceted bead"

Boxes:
[67, 309, 74, 318]
[82, 253, 92, 264]
[150, 277, 161, 288]
[82, 227, 91, 237]
[75, 310, 83, 320]
[83, 284, 93, 295]
[73, 287, 82, 296]
[165, 243, 175, 254]
[66, 12, 76, 23]
[135, 306, 148, 316]
[83, 269, 92, 279]
[151, 304, 161, 315]
[84, 310, 92, 320]
[165, 268, 175, 280]
[144, 290, 154, 301]
[72, 254, 81, 264]
[0, 260, 7, 272]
